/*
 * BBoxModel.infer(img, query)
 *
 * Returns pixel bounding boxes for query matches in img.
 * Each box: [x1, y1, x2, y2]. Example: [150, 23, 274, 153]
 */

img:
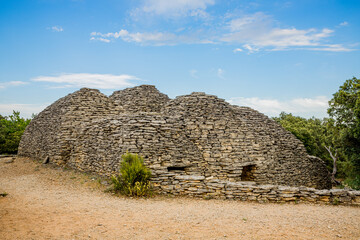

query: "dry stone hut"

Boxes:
[19, 85, 332, 197]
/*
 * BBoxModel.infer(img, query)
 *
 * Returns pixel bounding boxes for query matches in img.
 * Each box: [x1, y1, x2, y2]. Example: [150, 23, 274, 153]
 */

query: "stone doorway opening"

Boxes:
[241, 165, 256, 181]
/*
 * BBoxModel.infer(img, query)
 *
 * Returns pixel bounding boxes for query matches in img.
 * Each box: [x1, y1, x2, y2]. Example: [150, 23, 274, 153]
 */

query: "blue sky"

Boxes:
[0, 0, 359, 118]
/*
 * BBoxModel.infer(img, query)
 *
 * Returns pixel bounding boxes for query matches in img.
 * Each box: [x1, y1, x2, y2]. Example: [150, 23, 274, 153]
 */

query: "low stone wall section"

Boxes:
[152, 175, 360, 205]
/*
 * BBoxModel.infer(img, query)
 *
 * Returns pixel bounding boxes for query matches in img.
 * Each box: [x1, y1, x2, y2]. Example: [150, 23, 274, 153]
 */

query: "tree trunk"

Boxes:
[325, 146, 339, 185]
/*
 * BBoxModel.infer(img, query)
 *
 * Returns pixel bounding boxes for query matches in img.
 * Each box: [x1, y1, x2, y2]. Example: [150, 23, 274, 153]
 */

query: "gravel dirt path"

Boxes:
[0, 157, 359, 240]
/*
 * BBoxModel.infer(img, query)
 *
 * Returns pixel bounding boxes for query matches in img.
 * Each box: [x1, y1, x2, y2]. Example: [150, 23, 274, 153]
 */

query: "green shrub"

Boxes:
[111, 152, 152, 197]
[0, 192, 8, 197]
[0, 111, 31, 154]
[344, 175, 360, 190]
[332, 197, 340, 205]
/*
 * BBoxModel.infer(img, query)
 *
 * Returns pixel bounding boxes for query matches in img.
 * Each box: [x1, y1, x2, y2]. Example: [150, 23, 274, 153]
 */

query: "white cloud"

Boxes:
[291, 96, 328, 109]
[32, 73, 138, 89]
[0, 103, 48, 118]
[92, 24, 351, 51]
[256, 28, 333, 47]
[339, 21, 348, 26]
[9, 81, 28, 86]
[90, 30, 179, 45]
[50, 26, 64, 32]
[90, 37, 111, 43]
[243, 44, 259, 53]
[138, 0, 215, 18]
[91, 8, 353, 52]
[0, 81, 28, 89]
[190, 69, 198, 78]
[304, 44, 354, 52]
[228, 96, 329, 118]
[217, 68, 225, 79]
[90, 29, 217, 45]
[221, 13, 349, 52]
[227, 12, 271, 32]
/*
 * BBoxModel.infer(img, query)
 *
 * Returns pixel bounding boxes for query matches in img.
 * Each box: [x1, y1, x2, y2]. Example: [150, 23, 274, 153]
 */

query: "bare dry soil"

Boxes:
[1, 157, 359, 240]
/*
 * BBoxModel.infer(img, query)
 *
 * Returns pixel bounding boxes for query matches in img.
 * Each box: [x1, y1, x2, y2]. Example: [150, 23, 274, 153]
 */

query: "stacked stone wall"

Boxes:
[161, 93, 331, 189]
[19, 85, 334, 201]
[232, 106, 331, 188]
[154, 177, 360, 205]
[66, 114, 203, 177]
[18, 98, 65, 163]
[19, 88, 123, 164]
[110, 85, 170, 113]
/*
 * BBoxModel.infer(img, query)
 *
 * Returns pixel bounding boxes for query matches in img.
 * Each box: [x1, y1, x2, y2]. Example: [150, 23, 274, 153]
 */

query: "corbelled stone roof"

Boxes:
[110, 85, 170, 113]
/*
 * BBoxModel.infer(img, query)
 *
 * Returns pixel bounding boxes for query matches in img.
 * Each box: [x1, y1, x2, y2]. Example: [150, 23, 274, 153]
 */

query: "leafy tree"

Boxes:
[328, 77, 360, 189]
[273, 113, 347, 180]
[328, 77, 360, 129]
[273, 113, 329, 162]
[0, 111, 31, 154]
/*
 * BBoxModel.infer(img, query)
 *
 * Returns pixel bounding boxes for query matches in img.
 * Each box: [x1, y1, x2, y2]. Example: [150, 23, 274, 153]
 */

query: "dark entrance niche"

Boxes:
[241, 165, 256, 181]
[167, 166, 186, 171]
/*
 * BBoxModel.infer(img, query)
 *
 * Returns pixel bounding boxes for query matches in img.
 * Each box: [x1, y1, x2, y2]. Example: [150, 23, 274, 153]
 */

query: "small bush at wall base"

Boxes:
[332, 197, 340, 205]
[111, 152, 152, 197]
[344, 175, 360, 190]
[0, 192, 8, 197]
